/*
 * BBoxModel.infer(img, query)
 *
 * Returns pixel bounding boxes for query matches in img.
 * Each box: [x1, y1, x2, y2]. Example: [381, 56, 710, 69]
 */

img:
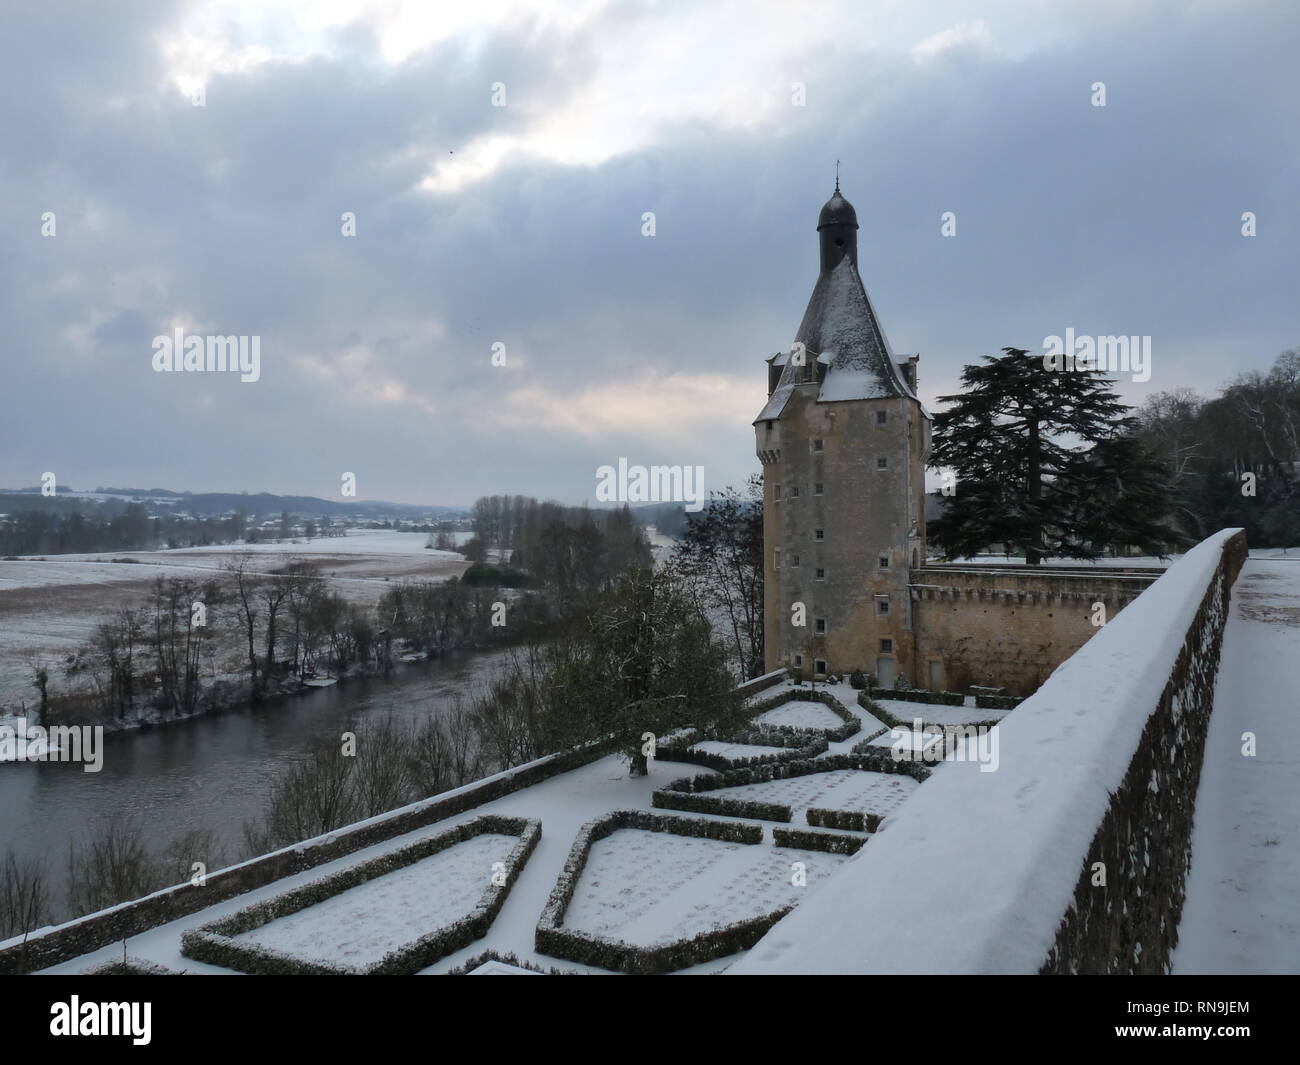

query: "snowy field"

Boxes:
[754, 700, 845, 731]
[0, 530, 470, 710]
[710, 768, 920, 819]
[232, 833, 515, 970]
[563, 829, 848, 947]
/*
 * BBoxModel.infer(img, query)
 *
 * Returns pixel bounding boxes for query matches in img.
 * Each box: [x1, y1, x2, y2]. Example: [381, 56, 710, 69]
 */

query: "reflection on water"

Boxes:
[0, 648, 513, 904]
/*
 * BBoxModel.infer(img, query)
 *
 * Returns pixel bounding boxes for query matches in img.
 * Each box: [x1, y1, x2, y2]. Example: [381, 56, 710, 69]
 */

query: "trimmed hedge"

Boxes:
[869, 686, 965, 706]
[773, 827, 868, 855]
[81, 956, 179, 975]
[744, 688, 862, 742]
[181, 815, 540, 975]
[535, 810, 780, 974]
[664, 750, 931, 796]
[858, 691, 1001, 733]
[444, 950, 576, 975]
[806, 808, 880, 833]
[652, 790, 792, 822]
[975, 693, 1023, 711]
[655, 730, 827, 773]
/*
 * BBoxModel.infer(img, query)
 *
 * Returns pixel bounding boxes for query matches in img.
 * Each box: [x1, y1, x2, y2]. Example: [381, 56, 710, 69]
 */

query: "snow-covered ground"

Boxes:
[232, 833, 516, 970]
[690, 740, 786, 760]
[564, 829, 847, 946]
[754, 700, 845, 731]
[710, 768, 920, 820]
[1173, 559, 1300, 974]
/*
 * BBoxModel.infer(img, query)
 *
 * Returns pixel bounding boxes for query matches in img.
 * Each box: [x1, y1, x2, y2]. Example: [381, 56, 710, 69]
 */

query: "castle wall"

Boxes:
[910, 566, 1159, 696]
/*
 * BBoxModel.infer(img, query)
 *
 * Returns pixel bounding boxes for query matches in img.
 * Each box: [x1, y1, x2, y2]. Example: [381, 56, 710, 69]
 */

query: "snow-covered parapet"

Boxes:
[732, 529, 1247, 975]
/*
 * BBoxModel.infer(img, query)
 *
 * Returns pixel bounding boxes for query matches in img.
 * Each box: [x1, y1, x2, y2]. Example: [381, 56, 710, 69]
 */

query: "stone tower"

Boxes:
[754, 184, 931, 684]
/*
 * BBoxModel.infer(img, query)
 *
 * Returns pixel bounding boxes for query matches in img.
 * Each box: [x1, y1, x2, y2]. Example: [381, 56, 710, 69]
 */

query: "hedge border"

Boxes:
[180, 815, 539, 975]
[443, 949, 578, 975]
[868, 686, 965, 706]
[655, 731, 828, 772]
[858, 691, 1002, 733]
[651, 790, 792, 822]
[745, 688, 862, 742]
[663, 750, 931, 796]
[772, 827, 868, 856]
[975, 693, 1023, 711]
[81, 956, 180, 976]
[806, 808, 880, 833]
[535, 810, 784, 974]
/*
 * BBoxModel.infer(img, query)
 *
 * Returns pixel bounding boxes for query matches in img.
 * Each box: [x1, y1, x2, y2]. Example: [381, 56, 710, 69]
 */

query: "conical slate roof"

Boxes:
[756, 190, 919, 422]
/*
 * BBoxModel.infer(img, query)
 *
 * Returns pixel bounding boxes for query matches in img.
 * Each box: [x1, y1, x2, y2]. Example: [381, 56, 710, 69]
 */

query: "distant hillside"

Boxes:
[0, 487, 467, 520]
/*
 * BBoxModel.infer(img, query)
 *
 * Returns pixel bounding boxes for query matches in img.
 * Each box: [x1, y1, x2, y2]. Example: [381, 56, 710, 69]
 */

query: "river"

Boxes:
[0, 647, 513, 912]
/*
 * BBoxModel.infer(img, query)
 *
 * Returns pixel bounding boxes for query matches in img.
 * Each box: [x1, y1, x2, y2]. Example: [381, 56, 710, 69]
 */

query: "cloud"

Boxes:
[1, 0, 1297, 504]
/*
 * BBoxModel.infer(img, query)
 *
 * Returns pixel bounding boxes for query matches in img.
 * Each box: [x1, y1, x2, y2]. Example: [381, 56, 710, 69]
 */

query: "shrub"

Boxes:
[652, 791, 792, 822]
[773, 827, 867, 855]
[849, 669, 866, 690]
[806, 808, 880, 833]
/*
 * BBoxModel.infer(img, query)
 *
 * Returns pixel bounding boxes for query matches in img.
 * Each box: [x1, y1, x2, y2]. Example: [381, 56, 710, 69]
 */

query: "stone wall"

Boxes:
[911, 565, 1160, 696]
[1042, 531, 1247, 973]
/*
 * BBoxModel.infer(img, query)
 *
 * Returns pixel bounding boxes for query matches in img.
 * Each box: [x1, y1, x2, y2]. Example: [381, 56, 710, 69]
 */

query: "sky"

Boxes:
[1, 0, 1297, 507]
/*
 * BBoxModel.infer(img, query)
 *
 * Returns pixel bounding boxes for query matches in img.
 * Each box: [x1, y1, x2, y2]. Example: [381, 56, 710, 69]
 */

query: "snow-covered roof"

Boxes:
[755, 253, 927, 421]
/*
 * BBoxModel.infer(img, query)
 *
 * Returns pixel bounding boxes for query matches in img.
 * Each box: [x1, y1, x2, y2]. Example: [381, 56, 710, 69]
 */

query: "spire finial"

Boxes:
[834, 160, 840, 193]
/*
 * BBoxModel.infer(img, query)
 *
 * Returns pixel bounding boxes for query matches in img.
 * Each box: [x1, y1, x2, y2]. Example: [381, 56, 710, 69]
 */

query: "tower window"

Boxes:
[775, 484, 782, 500]
[815, 529, 825, 541]
[791, 554, 801, 568]
[815, 618, 826, 634]
[774, 549, 781, 569]
[880, 638, 893, 653]
[875, 410, 888, 426]
[814, 482, 824, 496]
[875, 595, 890, 616]
[876, 456, 889, 470]
[791, 485, 800, 498]
[815, 568, 825, 581]
[878, 554, 889, 569]
[813, 438, 824, 453]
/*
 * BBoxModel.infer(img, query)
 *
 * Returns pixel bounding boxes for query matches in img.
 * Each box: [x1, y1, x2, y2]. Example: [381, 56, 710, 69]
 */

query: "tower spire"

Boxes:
[834, 159, 840, 193]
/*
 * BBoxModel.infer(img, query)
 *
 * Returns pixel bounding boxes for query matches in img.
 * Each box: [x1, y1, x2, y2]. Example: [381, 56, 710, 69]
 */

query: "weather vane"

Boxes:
[835, 159, 840, 193]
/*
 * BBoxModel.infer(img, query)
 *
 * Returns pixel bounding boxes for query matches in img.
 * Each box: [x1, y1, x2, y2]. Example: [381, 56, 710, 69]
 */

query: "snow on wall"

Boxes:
[731, 529, 1247, 975]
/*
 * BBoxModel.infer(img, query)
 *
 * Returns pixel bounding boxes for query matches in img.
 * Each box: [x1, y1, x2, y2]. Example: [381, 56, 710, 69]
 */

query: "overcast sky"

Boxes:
[2, 0, 1297, 506]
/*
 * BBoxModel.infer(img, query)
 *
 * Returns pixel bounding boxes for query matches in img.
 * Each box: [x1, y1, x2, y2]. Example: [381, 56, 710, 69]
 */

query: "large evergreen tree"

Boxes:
[929, 347, 1178, 563]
